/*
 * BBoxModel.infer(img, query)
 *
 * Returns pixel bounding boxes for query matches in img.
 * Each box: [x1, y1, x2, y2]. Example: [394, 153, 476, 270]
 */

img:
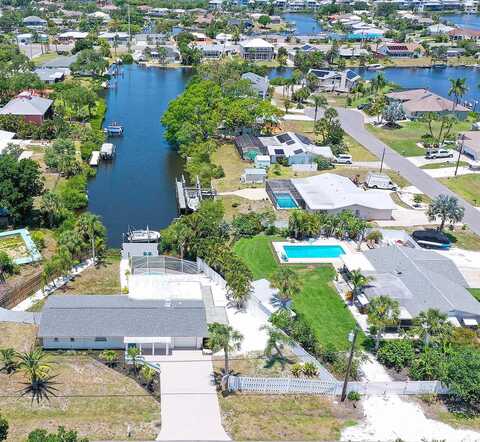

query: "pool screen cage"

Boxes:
[131, 255, 199, 275]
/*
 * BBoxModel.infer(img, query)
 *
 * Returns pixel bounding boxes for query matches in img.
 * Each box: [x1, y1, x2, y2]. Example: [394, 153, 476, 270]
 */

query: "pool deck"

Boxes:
[273, 238, 359, 265]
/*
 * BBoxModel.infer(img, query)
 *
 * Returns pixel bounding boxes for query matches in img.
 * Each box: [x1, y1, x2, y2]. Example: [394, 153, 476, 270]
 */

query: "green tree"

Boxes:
[258, 15, 271, 28]
[349, 269, 371, 304]
[410, 309, 453, 349]
[270, 267, 302, 310]
[44, 138, 80, 177]
[427, 194, 465, 231]
[368, 295, 400, 351]
[141, 365, 156, 391]
[26, 426, 88, 442]
[311, 94, 327, 122]
[287, 210, 321, 240]
[74, 213, 107, 262]
[314, 107, 344, 146]
[261, 325, 293, 360]
[127, 346, 141, 375]
[208, 322, 243, 375]
[39, 191, 66, 228]
[448, 77, 468, 109]
[71, 49, 108, 77]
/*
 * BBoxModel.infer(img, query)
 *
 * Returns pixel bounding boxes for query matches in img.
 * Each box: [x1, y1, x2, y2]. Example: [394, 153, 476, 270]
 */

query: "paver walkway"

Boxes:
[156, 350, 230, 441]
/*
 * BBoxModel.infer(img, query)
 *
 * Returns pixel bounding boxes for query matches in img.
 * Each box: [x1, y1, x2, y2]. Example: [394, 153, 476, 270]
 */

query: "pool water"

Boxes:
[283, 245, 345, 259]
[275, 192, 298, 209]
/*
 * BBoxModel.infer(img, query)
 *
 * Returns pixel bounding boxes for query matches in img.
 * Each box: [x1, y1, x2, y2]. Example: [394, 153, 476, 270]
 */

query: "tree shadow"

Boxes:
[264, 354, 294, 370]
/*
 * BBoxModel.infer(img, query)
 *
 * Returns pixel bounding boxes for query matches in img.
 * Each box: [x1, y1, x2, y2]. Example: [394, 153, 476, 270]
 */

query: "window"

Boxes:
[70, 337, 75, 342]
[54, 337, 59, 342]
[143, 251, 152, 256]
[95, 337, 107, 342]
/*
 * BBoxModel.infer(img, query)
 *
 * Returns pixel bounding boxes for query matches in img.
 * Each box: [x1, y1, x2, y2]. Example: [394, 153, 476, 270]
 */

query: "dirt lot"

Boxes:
[0, 322, 38, 352]
[0, 354, 160, 441]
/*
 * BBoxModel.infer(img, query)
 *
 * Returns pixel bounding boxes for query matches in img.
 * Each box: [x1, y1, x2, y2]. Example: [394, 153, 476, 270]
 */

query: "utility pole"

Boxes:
[341, 327, 358, 402]
[379, 147, 386, 173]
[454, 134, 465, 177]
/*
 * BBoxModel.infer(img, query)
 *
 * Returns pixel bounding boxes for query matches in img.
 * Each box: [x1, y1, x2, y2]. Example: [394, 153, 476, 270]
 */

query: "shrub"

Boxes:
[315, 156, 334, 171]
[30, 231, 46, 251]
[366, 230, 383, 243]
[316, 343, 338, 365]
[56, 174, 88, 210]
[0, 252, 15, 275]
[409, 348, 445, 381]
[120, 53, 134, 64]
[291, 317, 317, 353]
[290, 363, 303, 377]
[377, 339, 415, 371]
[0, 415, 7, 442]
[302, 362, 318, 377]
[347, 391, 361, 402]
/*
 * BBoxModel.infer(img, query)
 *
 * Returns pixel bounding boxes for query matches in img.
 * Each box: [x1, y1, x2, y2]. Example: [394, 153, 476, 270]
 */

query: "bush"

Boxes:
[409, 348, 445, 381]
[366, 230, 383, 243]
[377, 339, 415, 372]
[80, 141, 97, 161]
[315, 156, 333, 171]
[347, 391, 361, 402]
[30, 231, 46, 251]
[120, 53, 134, 64]
[0, 415, 7, 442]
[56, 175, 88, 210]
[0, 252, 16, 275]
[290, 363, 303, 377]
[302, 362, 318, 377]
[291, 317, 317, 353]
[316, 343, 338, 365]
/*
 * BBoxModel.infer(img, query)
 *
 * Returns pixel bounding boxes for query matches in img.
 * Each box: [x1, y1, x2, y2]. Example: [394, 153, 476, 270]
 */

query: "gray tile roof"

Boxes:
[0, 95, 53, 116]
[41, 54, 79, 69]
[241, 72, 269, 95]
[363, 246, 480, 319]
[38, 295, 208, 338]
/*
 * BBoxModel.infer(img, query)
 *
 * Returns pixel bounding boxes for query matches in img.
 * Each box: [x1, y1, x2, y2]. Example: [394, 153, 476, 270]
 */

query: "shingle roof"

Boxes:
[38, 295, 208, 338]
[0, 95, 52, 116]
[363, 246, 480, 318]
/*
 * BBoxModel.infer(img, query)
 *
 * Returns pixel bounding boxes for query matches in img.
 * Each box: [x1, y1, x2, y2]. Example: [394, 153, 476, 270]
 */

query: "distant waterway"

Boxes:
[87, 65, 193, 247]
[281, 13, 323, 35]
[441, 14, 480, 30]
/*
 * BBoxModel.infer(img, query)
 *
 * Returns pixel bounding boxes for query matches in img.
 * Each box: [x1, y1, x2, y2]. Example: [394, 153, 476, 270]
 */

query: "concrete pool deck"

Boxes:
[273, 238, 358, 265]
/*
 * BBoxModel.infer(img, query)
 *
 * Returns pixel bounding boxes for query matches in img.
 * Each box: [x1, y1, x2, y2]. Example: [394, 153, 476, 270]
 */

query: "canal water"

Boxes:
[281, 13, 323, 35]
[87, 65, 192, 247]
[442, 14, 480, 30]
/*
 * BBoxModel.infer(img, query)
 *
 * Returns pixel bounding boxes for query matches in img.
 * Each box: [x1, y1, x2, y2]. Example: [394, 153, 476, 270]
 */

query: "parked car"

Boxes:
[334, 154, 353, 164]
[365, 172, 397, 190]
[425, 148, 454, 159]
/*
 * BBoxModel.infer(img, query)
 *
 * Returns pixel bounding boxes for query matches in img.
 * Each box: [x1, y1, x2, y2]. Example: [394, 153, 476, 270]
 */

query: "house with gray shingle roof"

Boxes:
[241, 72, 270, 99]
[0, 92, 53, 125]
[39, 295, 208, 356]
[362, 246, 480, 327]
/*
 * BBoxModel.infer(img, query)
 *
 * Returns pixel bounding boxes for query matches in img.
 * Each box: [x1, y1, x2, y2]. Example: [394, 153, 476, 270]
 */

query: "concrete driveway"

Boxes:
[156, 350, 230, 441]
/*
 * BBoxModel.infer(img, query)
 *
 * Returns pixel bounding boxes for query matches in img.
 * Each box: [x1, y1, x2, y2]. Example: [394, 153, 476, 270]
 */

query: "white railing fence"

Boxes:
[227, 376, 448, 396]
[197, 257, 227, 290]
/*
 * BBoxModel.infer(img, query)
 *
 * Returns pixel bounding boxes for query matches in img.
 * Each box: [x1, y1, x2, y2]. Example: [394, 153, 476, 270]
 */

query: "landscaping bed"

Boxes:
[0, 322, 38, 352]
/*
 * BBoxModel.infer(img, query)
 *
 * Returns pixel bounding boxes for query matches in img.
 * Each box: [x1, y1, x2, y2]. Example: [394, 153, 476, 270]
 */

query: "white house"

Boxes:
[241, 168, 267, 184]
[239, 38, 274, 61]
[307, 68, 361, 93]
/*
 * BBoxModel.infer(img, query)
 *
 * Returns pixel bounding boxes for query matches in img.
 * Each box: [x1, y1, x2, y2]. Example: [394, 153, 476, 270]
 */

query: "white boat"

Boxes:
[127, 227, 160, 243]
[367, 64, 384, 70]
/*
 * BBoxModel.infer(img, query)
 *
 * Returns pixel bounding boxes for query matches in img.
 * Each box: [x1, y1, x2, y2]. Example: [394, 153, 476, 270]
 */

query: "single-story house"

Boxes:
[241, 168, 267, 184]
[241, 72, 270, 99]
[459, 131, 480, 161]
[361, 246, 480, 326]
[254, 154, 271, 169]
[34, 68, 66, 84]
[448, 28, 480, 42]
[197, 44, 236, 59]
[57, 31, 89, 43]
[135, 33, 169, 45]
[0, 92, 53, 125]
[39, 296, 209, 355]
[427, 23, 455, 35]
[239, 38, 274, 61]
[386, 89, 470, 120]
[376, 42, 422, 58]
[268, 173, 395, 219]
[40, 54, 79, 70]
[338, 47, 369, 58]
[88, 11, 111, 22]
[23, 15, 47, 28]
[307, 68, 361, 93]
[98, 32, 129, 44]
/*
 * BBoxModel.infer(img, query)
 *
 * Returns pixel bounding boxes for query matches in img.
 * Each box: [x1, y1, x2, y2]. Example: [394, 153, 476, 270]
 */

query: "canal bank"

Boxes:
[87, 65, 193, 247]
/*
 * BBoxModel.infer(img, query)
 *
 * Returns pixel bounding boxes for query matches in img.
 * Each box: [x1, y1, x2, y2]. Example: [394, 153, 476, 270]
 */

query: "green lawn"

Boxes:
[468, 288, 480, 302]
[367, 119, 471, 157]
[439, 174, 480, 206]
[421, 161, 468, 170]
[234, 235, 360, 349]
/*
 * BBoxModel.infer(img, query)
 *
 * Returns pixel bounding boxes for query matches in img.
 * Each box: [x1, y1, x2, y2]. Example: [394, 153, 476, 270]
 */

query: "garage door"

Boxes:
[173, 337, 197, 349]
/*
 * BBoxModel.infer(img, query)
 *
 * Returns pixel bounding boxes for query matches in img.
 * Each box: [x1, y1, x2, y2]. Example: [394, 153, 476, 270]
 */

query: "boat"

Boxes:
[432, 63, 447, 68]
[367, 64, 384, 71]
[412, 230, 451, 249]
[127, 227, 161, 243]
[104, 122, 124, 136]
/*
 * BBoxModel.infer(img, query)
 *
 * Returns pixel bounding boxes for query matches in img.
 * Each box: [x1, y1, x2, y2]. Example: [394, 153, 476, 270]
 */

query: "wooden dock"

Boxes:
[175, 175, 216, 213]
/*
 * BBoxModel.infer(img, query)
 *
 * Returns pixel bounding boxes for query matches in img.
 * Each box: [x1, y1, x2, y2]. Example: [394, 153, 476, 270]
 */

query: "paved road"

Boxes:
[156, 350, 230, 441]
[305, 107, 480, 236]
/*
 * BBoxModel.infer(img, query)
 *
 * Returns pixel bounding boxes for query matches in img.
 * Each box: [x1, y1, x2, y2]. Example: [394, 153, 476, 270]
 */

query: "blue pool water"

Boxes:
[283, 245, 345, 259]
[275, 192, 298, 209]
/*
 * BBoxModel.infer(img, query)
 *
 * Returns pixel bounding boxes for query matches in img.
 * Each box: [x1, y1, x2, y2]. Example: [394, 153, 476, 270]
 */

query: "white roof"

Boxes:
[464, 318, 478, 326]
[240, 38, 273, 49]
[0, 130, 15, 142]
[59, 31, 88, 39]
[291, 173, 396, 212]
[447, 316, 461, 327]
[260, 132, 334, 159]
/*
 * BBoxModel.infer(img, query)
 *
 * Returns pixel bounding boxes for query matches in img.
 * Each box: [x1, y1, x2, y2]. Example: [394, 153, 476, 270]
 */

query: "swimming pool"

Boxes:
[274, 192, 298, 209]
[283, 245, 345, 259]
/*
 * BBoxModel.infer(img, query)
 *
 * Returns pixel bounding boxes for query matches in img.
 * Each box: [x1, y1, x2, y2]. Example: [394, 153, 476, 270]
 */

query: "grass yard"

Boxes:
[219, 394, 359, 440]
[439, 174, 480, 207]
[0, 322, 37, 352]
[0, 354, 160, 441]
[32, 52, 59, 66]
[468, 288, 480, 302]
[212, 143, 254, 192]
[367, 119, 471, 157]
[234, 236, 360, 349]
[421, 161, 469, 170]
[220, 195, 281, 222]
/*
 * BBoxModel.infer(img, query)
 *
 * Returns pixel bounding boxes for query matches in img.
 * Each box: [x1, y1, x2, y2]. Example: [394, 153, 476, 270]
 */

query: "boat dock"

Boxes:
[100, 143, 115, 159]
[90, 151, 100, 166]
[175, 175, 216, 213]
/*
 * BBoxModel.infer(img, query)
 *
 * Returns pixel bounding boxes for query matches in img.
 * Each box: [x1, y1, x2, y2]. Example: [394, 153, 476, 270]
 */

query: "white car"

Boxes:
[334, 154, 353, 164]
[425, 148, 454, 159]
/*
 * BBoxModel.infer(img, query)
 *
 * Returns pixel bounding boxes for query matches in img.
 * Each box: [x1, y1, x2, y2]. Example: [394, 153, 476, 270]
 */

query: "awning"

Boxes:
[463, 318, 478, 327]
[447, 317, 461, 327]
[124, 337, 172, 344]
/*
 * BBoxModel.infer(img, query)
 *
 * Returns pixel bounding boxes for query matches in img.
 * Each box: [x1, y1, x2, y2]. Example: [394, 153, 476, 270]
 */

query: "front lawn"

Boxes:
[234, 236, 360, 349]
[0, 354, 159, 441]
[212, 143, 252, 192]
[219, 394, 359, 440]
[468, 288, 480, 302]
[421, 161, 469, 170]
[0, 322, 37, 352]
[439, 174, 480, 207]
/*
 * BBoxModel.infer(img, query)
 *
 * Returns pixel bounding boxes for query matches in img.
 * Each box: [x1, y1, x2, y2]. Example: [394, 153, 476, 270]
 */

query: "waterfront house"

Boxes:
[376, 42, 422, 58]
[40, 54, 79, 71]
[239, 38, 274, 61]
[427, 23, 455, 35]
[99, 32, 129, 44]
[448, 28, 480, 42]
[34, 68, 66, 84]
[386, 89, 470, 120]
[135, 33, 169, 45]
[23, 16, 47, 29]
[361, 246, 480, 327]
[121, 242, 159, 259]
[306, 68, 361, 93]
[39, 295, 208, 354]
[241, 72, 270, 99]
[0, 92, 53, 125]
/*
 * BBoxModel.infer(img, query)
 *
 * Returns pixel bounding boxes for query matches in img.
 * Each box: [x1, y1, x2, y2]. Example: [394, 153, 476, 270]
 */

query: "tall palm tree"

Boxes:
[208, 322, 243, 375]
[17, 349, 58, 403]
[270, 267, 302, 310]
[39, 191, 63, 228]
[75, 213, 106, 263]
[261, 325, 294, 360]
[349, 269, 372, 304]
[311, 94, 328, 122]
[448, 77, 468, 109]
[411, 308, 453, 348]
[368, 295, 400, 351]
[0, 348, 18, 374]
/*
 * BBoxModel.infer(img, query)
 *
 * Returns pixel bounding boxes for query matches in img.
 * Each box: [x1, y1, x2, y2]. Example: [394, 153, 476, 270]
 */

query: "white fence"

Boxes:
[197, 257, 227, 290]
[228, 376, 448, 396]
[292, 163, 317, 172]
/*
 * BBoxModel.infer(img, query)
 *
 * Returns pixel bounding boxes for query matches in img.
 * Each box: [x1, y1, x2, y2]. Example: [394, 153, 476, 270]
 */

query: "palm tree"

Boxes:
[411, 309, 453, 348]
[75, 213, 106, 263]
[208, 322, 243, 375]
[270, 267, 302, 310]
[141, 365, 156, 391]
[0, 348, 18, 374]
[427, 194, 465, 231]
[261, 325, 293, 360]
[17, 349, 58, 403]
[368, 295, 400, 351]
[448, 77, 468, 109]
[127, 347, 141, 375]
[100, 349, 118, 367]
[311, 94, 328, 122]
[39, 191, 64, 228]
[349, 269, 372, 304]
